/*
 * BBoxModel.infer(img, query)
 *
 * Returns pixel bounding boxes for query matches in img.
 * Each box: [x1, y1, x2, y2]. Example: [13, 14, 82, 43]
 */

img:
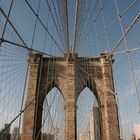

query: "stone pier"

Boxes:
[22, 53, 120, 140]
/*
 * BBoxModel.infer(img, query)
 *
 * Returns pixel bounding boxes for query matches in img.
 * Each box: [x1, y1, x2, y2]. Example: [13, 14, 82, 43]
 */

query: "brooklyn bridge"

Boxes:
[0, 0, 140, 140]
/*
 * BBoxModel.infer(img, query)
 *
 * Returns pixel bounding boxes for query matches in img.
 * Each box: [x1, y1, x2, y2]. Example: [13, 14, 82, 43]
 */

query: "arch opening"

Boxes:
[76, 87, 101, 140]
[39, 87, 65, 140]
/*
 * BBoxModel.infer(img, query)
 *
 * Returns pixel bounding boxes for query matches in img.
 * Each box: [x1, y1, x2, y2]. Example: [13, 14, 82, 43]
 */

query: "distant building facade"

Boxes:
[134, 124, 140, 140]
[80, 132, 90, 140]
[41, 133, 54, 140]
[0, 124, 11, 140]
[89, 107, 101, 140]
[131, 133, 136, 140]
[11, 127, 20, 140]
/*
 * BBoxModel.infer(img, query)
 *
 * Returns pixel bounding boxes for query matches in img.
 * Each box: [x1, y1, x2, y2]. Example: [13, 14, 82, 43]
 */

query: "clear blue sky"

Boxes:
[0, 0, 140, 139]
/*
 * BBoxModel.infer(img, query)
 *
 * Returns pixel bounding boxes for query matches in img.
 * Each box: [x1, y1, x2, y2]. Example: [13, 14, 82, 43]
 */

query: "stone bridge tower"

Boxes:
[21, 52, 120, 140]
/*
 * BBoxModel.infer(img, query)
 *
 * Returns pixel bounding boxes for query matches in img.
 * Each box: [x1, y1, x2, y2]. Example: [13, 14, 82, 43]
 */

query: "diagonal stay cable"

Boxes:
[0, 80, 52, 136]
[106, 12, 140, 60]
[114, 0, 140, 112]
[76, 61, 139, 113]
[0, 38, 55, 57]
[45, 0, 66, 51]
[24, 0, 65, 54]
[47, 0, 67, 52]
[64, 0, 70, 53]
[0, 0, 14, 45]
[73, 0, 79, 53]
[0, 6, 28, 48]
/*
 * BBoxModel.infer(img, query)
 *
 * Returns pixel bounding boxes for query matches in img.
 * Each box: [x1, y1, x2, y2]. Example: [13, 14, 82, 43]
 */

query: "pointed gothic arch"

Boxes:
[22, 53, 120, 140]
[41, 87, 64, 140]
[76, 87, 101, 140]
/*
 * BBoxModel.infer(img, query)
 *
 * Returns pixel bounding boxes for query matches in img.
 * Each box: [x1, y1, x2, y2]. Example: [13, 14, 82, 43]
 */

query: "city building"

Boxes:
[41, 133, 54, 140]
[0, 124, 11, 140]
[53, 128, 59, 140]
[11, 127, 20, 140]
[80, 132, 90, 140]
[134, 123, 140, 140]
[131, 133, 136, 140]
[4, 124, 10, 135]
[89, 107, 101, 140]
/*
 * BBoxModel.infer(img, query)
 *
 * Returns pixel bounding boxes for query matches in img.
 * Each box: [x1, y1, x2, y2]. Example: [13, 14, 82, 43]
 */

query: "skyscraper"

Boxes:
[89, 107, 101, 140]
[0, 124, 11, 140]
[11, 127, 20, 140]
[134, 123, 140, 140]
[79, 132, 90, 140]
[41, 133, 54, 140]
[4, 124, 10, 134]
[131, 133, 136, 140]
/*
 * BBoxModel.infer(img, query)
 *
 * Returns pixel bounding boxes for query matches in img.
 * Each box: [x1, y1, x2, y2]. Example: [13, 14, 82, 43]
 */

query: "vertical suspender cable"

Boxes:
[73, 0, 79, 54]
[0, 0, 14, 45]
[114, 0, 140, 113]
[64, 0, 70, 53]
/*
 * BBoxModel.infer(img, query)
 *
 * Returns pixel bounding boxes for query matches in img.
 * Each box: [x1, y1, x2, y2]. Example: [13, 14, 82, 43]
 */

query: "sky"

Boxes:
[0, 0, 140, 139]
